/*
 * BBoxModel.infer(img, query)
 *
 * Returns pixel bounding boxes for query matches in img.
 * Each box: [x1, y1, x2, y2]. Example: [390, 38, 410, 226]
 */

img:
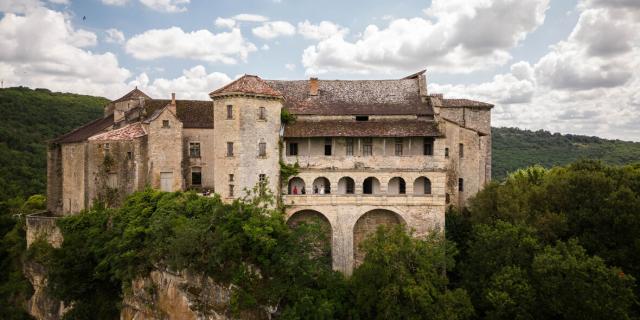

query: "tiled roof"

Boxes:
[266, 79, 434, 116]
[88, 122, 146, 141]
[210, 75, 282, 97]
[112, 88, 151, 103]
[52, 114, 114, 144]
[142, 100, 213, 128]
[442, 98, 493, 108]
[284, 120, 441, 138]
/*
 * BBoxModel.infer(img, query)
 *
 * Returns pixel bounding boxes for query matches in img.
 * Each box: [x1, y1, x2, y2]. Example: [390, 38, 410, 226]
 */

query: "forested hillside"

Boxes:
[492, 127, 640, 179]
[0, 87, 107, 203]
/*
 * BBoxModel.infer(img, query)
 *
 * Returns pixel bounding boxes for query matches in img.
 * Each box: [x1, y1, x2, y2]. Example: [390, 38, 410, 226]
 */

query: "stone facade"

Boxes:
[43, 71, 493, 274]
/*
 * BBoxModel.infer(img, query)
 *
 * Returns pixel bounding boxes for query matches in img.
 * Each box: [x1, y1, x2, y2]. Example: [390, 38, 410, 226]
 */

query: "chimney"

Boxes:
[309, 77, 318, 96]
[168, 92, 177, 114]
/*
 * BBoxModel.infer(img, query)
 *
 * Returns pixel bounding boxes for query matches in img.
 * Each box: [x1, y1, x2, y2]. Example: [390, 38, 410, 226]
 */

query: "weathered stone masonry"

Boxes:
[39, 70, 493, 274]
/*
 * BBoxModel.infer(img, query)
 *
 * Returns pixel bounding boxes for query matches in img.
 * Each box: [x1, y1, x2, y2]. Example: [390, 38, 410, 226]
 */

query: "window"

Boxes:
[346, 179, 355, 194]
[227, 142, 234, 157]
[399, 179, 406, 194]
[229, 184, 234, 197]
[226, 105, 233, 119]
[362, 138, 373, 156]
[445, 147, 449, 158]
[258, 142, 267, 157]
[127, 151, 133, 160]
[324, 138, 332, 156]
[459, 143, 464, 158]
[424, 178, 432, 194]
[258, 107, 266, 120]
[189, 142, 201, 158]
[346, 138, 354, 156]
[423, 138, 433, 156]
[107, 173, 117, 188]
[458, 178, 464, 192]
[355, 115, 369, 121]
[446, 193, 450, 204]
[191, 167, 202, 185]
[162, 120, 170, 128]
[229, 174, 234, 182]
[104, 143, 110, 153]
[259, 174, 266, 182]
[395, 138, 403, 156]
[288, 143, 298, 156]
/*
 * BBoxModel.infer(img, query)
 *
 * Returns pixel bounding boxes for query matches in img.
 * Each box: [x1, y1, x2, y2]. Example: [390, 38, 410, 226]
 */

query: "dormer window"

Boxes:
[355, 115, 369, 121]
[162, 120, 170, 128]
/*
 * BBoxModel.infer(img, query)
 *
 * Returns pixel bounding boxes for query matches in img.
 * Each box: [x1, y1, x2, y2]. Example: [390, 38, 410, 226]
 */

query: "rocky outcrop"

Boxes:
[23, 260, 66, 320]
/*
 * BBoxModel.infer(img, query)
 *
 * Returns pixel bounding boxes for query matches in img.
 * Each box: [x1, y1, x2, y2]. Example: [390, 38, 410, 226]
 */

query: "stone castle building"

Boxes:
[46, 70, 492, 274]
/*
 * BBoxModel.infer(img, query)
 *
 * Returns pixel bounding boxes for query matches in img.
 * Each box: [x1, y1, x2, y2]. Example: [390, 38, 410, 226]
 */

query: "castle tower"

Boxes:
[209, 75, 284, 200]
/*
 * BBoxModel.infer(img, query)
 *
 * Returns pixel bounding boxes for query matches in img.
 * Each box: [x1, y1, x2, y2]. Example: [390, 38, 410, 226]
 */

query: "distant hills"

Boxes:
[1, 87, 639, 202]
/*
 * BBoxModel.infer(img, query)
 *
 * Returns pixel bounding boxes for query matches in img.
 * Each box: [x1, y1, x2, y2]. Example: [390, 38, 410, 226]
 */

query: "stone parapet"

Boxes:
[26, 211, 63, 248]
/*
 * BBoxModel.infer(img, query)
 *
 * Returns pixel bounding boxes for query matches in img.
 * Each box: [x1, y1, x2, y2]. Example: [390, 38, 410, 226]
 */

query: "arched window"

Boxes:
[413, 177, 431, 195]
[388, 177, 406, 194]
[363, 177, 380, 195]
[338, 177, 355, 194]
[312, 177, 331, 194]
[288, 177, 305, 195]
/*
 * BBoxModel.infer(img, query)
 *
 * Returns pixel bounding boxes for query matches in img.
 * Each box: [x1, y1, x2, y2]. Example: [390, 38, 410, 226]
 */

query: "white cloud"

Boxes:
[297, 20, 348, 40]
[302, 0, 550, 75]
[129, 65, 231, 100]
[105, 28, 125, 44]
[261, 44, 270, 50]
[125, 27, 256, 64]
[48, 0, 70, 4]
[139, 0, 189, 12]
[214, 17, 236, 29]
[0, 6, 130, 98]
[252, 21, 295, 39]
[232, 13, 268, 22]
[285, 63, 296, 71]
[102, 0, 127, 5]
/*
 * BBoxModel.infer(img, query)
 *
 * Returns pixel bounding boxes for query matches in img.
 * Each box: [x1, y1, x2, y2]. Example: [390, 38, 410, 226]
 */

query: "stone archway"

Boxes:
[287, 210, 333, 265]
[353, 209, 404, 267]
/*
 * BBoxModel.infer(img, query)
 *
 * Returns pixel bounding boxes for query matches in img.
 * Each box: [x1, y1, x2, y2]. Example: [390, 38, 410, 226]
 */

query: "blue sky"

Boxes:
[0, 0, 639, 140]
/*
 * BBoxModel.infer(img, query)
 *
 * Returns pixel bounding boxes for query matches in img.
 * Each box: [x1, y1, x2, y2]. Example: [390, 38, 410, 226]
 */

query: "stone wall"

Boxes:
[183, 128, 216, 191]
[147, 108, 184, 192]
[47, 145, 63, 214]
[61, 143, 86, 214]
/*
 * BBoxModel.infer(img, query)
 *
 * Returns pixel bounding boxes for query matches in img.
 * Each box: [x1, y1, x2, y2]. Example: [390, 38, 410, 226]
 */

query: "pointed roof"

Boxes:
[112, 87, 151, 103]
[210, 75, 282, 98]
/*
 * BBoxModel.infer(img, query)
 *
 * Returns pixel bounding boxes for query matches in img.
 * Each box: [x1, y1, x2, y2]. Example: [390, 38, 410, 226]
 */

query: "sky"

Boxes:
[0, 0, 639, 141]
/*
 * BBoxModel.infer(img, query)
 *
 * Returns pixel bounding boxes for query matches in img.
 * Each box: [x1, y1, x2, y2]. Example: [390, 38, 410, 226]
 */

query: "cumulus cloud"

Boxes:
[252, 21, 295, 39]
[129, 65, 232, 100]
[125, 27, 256, 64]
[105, 28, 125, 44]
[139, 0, 189, 12]
[102, 0, 127, 5]
[214, 17, 236, 29]
[302, 0, 550, 75]
[297, 20, 348, 40]
[232, 13, 268, 22]
[0, 6, 130, 98]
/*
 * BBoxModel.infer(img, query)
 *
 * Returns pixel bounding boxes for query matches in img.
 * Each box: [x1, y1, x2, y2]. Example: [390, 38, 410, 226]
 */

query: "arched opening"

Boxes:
[288, 210, 332, 266]
[353, 209, 404, 267]
[413, 176, 432, 195]
[388, 177, 406, 194]
[338, 177, 355, 194]
[288, 177, 306, 195]
[362, 177, 380, 195]
[312, 177, 331, 194]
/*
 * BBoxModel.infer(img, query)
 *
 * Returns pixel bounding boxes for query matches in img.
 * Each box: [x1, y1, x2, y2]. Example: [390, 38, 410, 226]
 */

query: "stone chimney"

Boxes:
[168, 93, 177, 114]
[309, 77, 318, 96]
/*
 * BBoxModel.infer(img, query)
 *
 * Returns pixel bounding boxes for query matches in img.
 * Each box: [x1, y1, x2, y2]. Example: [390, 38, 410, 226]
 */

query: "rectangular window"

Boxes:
[107, 173, 118, 189]
[395, 138, 403, 156]
[423, 138, 433, 156]
[259, 174, 266, 182]
[324, 138, 332, 156]
[459, 178, 464, 192]
[355, 115, 369, 121]
[288, 143, 298, 156]
[258, 142, 267, 157]
[226, 105, 233, 119]
[346, 138, 354, 156]
[127, 151, 133, 160]
[189, 142, 201, 158]
[362, 138, 373, 156]
[459, 143, 464, 158]
[445, 147, 449, 158]
[229, 174, 234, 182]
[258, 107, 266, 120]
[227, 142, 234, 157]
[191, 167, 202, 185]
[162, 120, 170, 128]
[104, 143, 110, 153]
[229, 184, 234, 197]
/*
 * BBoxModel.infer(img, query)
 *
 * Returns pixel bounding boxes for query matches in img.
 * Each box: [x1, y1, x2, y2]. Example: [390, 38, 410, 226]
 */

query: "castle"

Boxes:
[46, 70, 492, 274]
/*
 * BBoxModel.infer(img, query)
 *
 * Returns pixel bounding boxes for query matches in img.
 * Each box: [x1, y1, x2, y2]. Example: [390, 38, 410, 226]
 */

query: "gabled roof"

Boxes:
[266, 78, 434, 116]
[284, 120, 441, 137]
[143, 100, 213, 128]
[112, 87, 151, 103]
[52, 114, 114, 144]
[89, 122, 146, 141]
[210, 75, 282, 97]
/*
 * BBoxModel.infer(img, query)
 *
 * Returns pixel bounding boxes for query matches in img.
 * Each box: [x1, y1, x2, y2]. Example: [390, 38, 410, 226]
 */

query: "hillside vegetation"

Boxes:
[0, 87, 107, 203]
[492, 127, 640, 179]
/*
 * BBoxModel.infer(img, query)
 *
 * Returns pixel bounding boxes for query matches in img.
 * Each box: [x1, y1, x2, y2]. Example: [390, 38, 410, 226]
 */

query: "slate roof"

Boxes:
[88, 122, 146, 141]
[284, 120, 441, 137]
[52, 114, 114, 144]
[210, 75, 282, 97]
[442, 98, 493, 108]
[112, 87, 151, 103]
[142, 100, 213, 128]
[266, 79, 434, 116]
